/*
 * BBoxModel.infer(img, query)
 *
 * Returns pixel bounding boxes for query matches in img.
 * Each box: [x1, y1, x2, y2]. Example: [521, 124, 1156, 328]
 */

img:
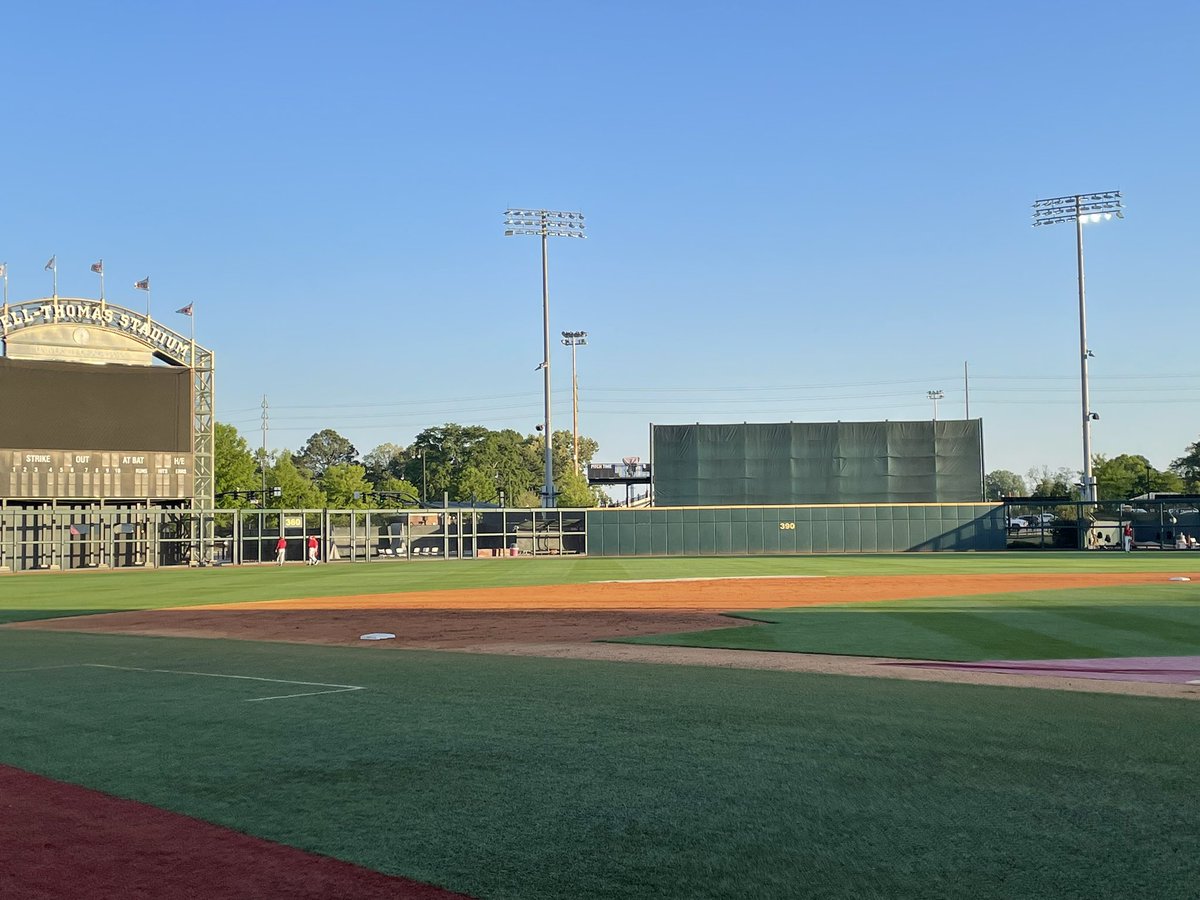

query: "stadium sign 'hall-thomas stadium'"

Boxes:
[1, 300, 195, 365]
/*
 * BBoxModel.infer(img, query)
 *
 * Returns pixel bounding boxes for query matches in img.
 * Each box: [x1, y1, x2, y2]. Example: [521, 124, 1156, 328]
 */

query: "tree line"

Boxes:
[214, 423, 603, 509]
[985, 435, 1200, 500]
[217, 421, 1200, 508]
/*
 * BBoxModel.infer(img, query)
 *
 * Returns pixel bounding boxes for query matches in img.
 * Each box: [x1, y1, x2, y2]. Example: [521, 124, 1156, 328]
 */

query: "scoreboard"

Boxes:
[2, 449, 193, 500]
[0, 357, 193, 501]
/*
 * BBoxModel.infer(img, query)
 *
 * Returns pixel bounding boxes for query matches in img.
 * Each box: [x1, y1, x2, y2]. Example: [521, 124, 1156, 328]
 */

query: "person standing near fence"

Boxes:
[275, 536, 287, 566]
[307, 534, 319, 566]
[1122, 522, 1134, 552]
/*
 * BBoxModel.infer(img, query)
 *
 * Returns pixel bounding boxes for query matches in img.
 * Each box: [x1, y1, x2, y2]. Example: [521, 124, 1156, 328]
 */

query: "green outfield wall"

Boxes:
[652, 420, 985, 506]
[585, 503, 1005, 556]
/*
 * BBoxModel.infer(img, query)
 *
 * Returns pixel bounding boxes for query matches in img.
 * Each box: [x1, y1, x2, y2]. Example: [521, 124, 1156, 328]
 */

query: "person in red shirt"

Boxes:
[275, 536, 287, 566]
[306, 535, 319, 566]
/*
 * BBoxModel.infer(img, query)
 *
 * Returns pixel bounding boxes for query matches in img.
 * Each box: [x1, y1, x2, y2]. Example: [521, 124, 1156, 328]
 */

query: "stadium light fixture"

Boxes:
[561, 330, 588, 472]
[504, 209, 586, 507]
[1032, 190, 1124, 503]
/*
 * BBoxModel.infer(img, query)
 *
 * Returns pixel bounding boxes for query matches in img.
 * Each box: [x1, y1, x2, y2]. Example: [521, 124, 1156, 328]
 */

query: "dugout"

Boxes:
[651, 420, 985, 506]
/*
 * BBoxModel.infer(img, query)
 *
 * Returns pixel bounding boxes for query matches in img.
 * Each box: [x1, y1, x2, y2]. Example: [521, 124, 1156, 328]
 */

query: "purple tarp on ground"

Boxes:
[885, 656, 1200, 684]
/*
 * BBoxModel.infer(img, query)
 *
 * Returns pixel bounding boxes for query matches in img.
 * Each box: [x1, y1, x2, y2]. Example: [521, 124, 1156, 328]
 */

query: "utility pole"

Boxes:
[260, 395, 269, 495]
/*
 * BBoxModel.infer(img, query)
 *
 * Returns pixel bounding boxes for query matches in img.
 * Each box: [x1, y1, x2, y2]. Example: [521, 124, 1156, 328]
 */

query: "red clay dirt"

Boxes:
[0, 764, 473, 900]
[13, 572, 1199, 702]
[17, 572, 1187, 650]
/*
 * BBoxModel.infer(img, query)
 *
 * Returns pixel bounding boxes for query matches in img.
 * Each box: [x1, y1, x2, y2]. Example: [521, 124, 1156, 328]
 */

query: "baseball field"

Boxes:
[2, 552, 1198, 899]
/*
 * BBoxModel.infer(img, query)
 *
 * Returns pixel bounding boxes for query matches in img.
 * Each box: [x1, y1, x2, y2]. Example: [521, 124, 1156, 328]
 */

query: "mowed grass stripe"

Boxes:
[0, 628, 1196, 900]
[1045, 605, 1200, 645]
[618, 584, 1200, 660]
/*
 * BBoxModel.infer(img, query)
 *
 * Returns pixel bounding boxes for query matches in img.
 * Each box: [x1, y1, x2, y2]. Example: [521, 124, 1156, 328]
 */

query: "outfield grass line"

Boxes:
[0, 664, 88, 673]
[83, 664, 366, 702]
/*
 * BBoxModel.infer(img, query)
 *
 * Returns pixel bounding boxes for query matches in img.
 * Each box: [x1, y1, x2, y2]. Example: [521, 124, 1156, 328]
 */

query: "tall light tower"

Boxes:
[927, 389, 944, 421]
[1032, 191, 1123, 503]
[505, 208, 586, 507]
[561, 330, 588, 471]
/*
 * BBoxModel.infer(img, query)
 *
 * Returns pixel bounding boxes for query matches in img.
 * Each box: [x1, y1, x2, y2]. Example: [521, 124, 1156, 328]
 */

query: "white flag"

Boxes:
[45, 256, 56, 272]
[0, 263, 7, 278]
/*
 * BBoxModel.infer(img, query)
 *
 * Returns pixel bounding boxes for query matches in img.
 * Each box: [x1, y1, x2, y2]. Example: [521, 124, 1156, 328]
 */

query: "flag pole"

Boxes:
[46, 256, 59, 321]
[92, 259, 106, 310]
[176, 303, 196, 366]
[135, 276, 151, 321]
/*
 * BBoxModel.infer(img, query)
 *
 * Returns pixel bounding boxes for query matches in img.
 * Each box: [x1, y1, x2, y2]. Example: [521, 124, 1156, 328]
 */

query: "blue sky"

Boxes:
[3, 1, 1198, 485]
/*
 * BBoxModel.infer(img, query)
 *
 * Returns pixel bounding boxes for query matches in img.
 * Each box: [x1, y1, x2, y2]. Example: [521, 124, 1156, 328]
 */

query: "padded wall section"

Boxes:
[585, 504, 1006, 556]
[652, 420, 984, 506]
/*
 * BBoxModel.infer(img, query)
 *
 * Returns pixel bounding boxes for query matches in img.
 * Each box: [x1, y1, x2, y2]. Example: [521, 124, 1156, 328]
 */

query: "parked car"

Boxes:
[1007, 513, 1055, 530]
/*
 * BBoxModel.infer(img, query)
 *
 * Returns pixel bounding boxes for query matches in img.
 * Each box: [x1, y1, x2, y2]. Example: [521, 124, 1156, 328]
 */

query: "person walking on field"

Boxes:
[306, 534, 319, 566]
[1122, 522, 1134, 552]
[275, 536, 287, 566]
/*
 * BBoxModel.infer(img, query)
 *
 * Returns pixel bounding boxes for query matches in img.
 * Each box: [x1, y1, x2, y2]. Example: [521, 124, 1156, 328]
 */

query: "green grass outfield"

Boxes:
[1, 628, 1197, 900]
[2, 554, 1199, 898]
[617, 583, 1200, 660]
[1, 551, 1198, 624]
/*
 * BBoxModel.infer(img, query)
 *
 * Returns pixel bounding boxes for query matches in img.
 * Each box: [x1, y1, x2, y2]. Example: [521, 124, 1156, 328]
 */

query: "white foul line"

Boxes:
[83, 664, 365, 702]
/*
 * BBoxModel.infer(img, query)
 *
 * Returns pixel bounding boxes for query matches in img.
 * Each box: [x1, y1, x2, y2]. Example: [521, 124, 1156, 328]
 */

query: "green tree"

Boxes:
[457, 465, 499, 503]
[400, 423, 602, 506]
[320, 463, 372, 508]
[374, 475, 421, 506]
[555, 468, 599, 507]
[267, 452, 325, 508]
[551, 430, 600, 476]
[1170, 437, 1200, 491]
[293, 429, 358, 479]
[1026, 466, 1075, 499]
[984, 469, 1026, 500]
[408, 424, 491, 500]
[1093, 454, 1183, 500]
[213, 423, 261, 507]
[476, 429, 538, 503]
[362, 443, 408, 485]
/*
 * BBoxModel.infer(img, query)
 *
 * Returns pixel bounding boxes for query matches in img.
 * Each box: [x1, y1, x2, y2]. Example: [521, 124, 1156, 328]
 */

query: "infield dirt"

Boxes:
[14, 571, 1198, 700]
